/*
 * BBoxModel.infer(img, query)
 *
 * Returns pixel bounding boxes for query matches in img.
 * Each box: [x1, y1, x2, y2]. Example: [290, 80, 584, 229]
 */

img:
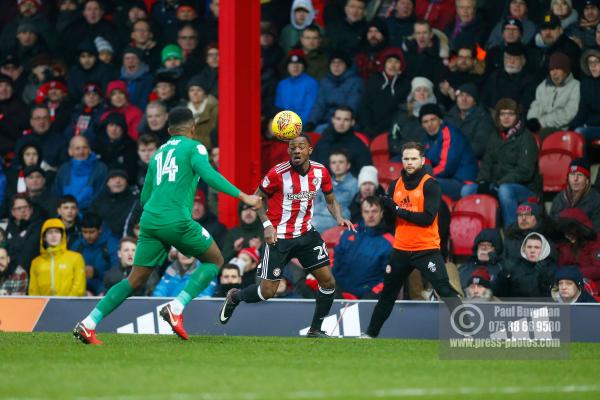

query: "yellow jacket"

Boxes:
[29, 218, 86, 296]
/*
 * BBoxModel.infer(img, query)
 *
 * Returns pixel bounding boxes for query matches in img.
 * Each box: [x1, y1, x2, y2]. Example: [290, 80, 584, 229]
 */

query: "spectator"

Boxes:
[56, 195, 81, 249]
[555, 207, 600, 286]
[103, 236, 142, 294]
[9, 19, 50, 71]
[313, 150, 358, 232]
[21, 53, 52, 105]
[358, 47, 410, 138]
[504, 201, 558, 260]
[493, 232, 556, 298]
[0, 246, 28, 296]
[192, 189, 228, 249]
[4, 143, 41, 205]
[56, 0, 80, 34]
[386, 0, 416, 48]
[414, 0, 455, 31]
[485, 0, 537, 48]
[311, 106, 373, 177]
[527, 52, 580, 137]
[275, 50, 319, 124]
[63, 82, 106, 143]
[570, 0, 600, 49]
[102, 80, 143, 141]
[550, 159, 600, 231]
[119, 47, 153, 110]
[0, 54, 26, 98]
[439, 43, 486, 107]
[190, 43, 219, 98]
[6, 194, 42, 272]
[334, 196, 393, 298]
[152, 71, 180, 111]
[444, 83, 496, 160]
[327, 0, 368, 55]
[72, 212, 118, 295]
[90, 169, 138, 239]
[533, 13, 581, 80]
[551, 265, 598, 303]
[0, 0, 52, 56]
[307, 51, 363, 132]
[134, 133, 160, 191]
[419, 103, 478, 200]
[15, 104, 67, 171]
[552, 0, 579, 30]
[458, 229, 504, 290]
[280, 0, 317, 53]
[93, 112, 138, 177]
[213, 263, 243, 298]
[34, 77, 74, 134]
[232, 247, 261, 288]
[570, 49, 600, 138]
[0, 73, 28, 157]
[95, 36, 116, 68]
[445, 0, 487, 51]
[484, 17, 529, 74]
[481, 42, 537, 113]
[461, 98, 541, 227]
[349, 165, 386, 223]
[299, 25, 329, 80]
[388, 77, 434, 160]
[29, 218, 86, 296]
[261, 58, 278, 122]
[354, 18, 392, 81]
[177, 24, 205, 80]
[140, 101, 169, 144]
[463, 268, 501, 302]
[24, 166, 59, 219]
[183, 76, 218, 149]
[153, 250, 217, 298]
[158, 44, 187, 95]
[129, 18, 162, 71]
[53, 135, 108, 211]
[222, 203, 263, 262]
[66, 41, 117, 103]
[401, 20, 449, 85]
[260, 21, 284, 75]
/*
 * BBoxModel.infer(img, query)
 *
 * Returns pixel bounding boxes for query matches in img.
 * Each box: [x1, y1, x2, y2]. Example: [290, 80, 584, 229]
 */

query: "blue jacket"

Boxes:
[308, 69, 364, 126]
[333, 224, 393, 297]
[53, 153, 108, 210]
[313, 173, 357, 232]
[423, 122, 478, 183]
[120, 64, 154, 110]
[275, 73, 319, 123]
[152, 261, 216, 298]
[72, 228, 119, 295]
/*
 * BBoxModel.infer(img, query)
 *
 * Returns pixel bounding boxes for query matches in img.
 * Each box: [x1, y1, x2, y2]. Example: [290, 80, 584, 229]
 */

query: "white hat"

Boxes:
[411, 76, 434, 94]
[358, 165, 379, 187]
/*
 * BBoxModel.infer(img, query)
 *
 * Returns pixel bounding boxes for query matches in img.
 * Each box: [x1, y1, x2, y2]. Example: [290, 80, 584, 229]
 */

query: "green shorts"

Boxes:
[133, 219, 214, 267]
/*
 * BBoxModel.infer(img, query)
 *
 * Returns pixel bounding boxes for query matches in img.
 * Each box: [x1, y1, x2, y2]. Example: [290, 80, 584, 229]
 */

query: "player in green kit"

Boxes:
[73, 107, 261, 344]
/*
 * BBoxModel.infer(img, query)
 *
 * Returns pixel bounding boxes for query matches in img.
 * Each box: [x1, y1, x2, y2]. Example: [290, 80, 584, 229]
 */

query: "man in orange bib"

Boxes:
[363, 141, 462, 338]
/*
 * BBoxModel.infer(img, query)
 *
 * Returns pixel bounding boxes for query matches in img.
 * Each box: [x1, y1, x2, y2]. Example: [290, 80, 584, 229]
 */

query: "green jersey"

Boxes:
[140, 135, 240, 224]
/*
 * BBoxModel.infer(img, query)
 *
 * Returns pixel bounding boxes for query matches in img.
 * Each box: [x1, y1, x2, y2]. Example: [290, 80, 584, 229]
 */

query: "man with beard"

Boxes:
[354, 18, 393, 81]
[439, 43, 486, 107]
[464, 269, 500, 302]
[213, 263, 242, 298]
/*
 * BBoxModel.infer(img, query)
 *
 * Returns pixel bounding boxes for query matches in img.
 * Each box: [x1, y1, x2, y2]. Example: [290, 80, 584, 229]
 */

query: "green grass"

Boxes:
[1, 333, 599, 400]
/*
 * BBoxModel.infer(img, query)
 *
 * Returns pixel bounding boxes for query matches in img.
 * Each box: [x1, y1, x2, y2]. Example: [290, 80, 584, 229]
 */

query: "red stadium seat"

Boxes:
[538, 150, 572, 192]
[441, 195, 455, 212]
[376, 160, 402, 191]
[321, 225, 346, 249]
[452, 194, 499, 229]
[354, 131, 370, 147]
[306, 132, 321, 145]
[541, 131, 585, 158]
[449, 212, 485, 257]
[370, 132, 389, 166]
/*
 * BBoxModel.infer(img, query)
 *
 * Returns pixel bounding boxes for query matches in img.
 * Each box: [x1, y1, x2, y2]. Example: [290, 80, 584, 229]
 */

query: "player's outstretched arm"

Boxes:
[324, 192, 356, 231]
[253, 188, 276, 245]
[191, 144, 243, 198]
[238, 191, 262, 209]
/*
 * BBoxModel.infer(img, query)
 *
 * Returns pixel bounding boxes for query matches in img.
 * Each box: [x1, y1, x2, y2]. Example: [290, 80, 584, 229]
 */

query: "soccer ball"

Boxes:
[271, 110, 303, 141]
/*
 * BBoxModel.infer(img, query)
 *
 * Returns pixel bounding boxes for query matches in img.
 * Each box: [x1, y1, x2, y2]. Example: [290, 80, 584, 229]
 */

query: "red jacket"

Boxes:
[415, 0, 456, 31]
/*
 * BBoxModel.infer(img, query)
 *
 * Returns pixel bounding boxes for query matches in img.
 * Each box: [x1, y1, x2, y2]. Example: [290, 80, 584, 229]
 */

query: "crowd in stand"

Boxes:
[0, 0, 599, 305]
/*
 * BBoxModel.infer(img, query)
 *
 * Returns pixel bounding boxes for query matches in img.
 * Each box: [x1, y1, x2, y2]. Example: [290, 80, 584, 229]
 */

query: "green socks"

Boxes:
[83, 279, 134, 329]
[171, 263, 219, 314]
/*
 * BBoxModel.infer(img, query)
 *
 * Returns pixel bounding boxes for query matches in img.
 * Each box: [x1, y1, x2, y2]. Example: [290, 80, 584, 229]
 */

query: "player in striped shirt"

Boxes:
[218, 134, 355, 337]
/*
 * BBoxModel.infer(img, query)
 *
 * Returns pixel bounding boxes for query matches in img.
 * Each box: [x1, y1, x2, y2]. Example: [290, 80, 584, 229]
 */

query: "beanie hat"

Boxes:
[162, 44, 183, 63]
[555, 266, 584, 288]
[0, 73, 13, 86]
[366, 17, 389, 39]
[238, 247, 260, 264]
[77, 39, 98, 56]
[517, 201, 541, 218]
[286, 49, 307, 67]
[83, 81, 102, 96]
[123, 47, 144, 60]
[17, 20, 38, 34]
[419, 103, 443, 122]
[503, 17, 523, 33]
[495, 97, 519, 114]
[107, 168, 129, 180]
[549, 52, 571, 74]
[95, 37, 114, 54]
[106, 80, 128, 98]
[467, 267, 492, 288]
[551, 0, 572, 8]
[585, 0, 600, 8]
[380, 47, 405, 65]
[410, 76, 433, 94]
[568, 158, 591, 178]
[329, 50, 352, 67]
[24, 165, 45, 178]
[186, 75, 206, 91]
[505, 42, 526, 57]
[358, 165, 379, 187]
[456, 82, 479, 103]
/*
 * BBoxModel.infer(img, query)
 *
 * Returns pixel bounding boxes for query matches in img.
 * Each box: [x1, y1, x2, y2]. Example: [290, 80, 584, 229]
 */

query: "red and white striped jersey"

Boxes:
[260, 161, 333, 239]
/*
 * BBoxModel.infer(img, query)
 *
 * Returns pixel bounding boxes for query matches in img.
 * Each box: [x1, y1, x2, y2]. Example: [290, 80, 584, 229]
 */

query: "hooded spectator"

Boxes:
[101, 80, 144, 140]
[66, 40, 117, 103]
[551, 265, 598, 303]
[280, 0, 317, 53]
[458, 229, 504, 290]
[570, 49, 600, 138]
[93, 112, 138, 178]
[550, 158, 600, 231]
[570, 0, 600, 48]
[0, 73, 28, 156]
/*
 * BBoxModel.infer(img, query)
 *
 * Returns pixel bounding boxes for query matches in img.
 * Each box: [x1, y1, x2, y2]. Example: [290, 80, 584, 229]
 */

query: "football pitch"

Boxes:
[1, 333, 599, 400]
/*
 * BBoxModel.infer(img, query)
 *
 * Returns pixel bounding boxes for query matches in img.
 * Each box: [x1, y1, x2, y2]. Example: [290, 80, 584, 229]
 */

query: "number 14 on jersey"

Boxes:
[155, 149, 179, 185]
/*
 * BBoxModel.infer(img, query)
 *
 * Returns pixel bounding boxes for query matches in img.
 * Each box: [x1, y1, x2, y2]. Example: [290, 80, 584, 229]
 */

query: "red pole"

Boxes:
[218, 0, 261, 228]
